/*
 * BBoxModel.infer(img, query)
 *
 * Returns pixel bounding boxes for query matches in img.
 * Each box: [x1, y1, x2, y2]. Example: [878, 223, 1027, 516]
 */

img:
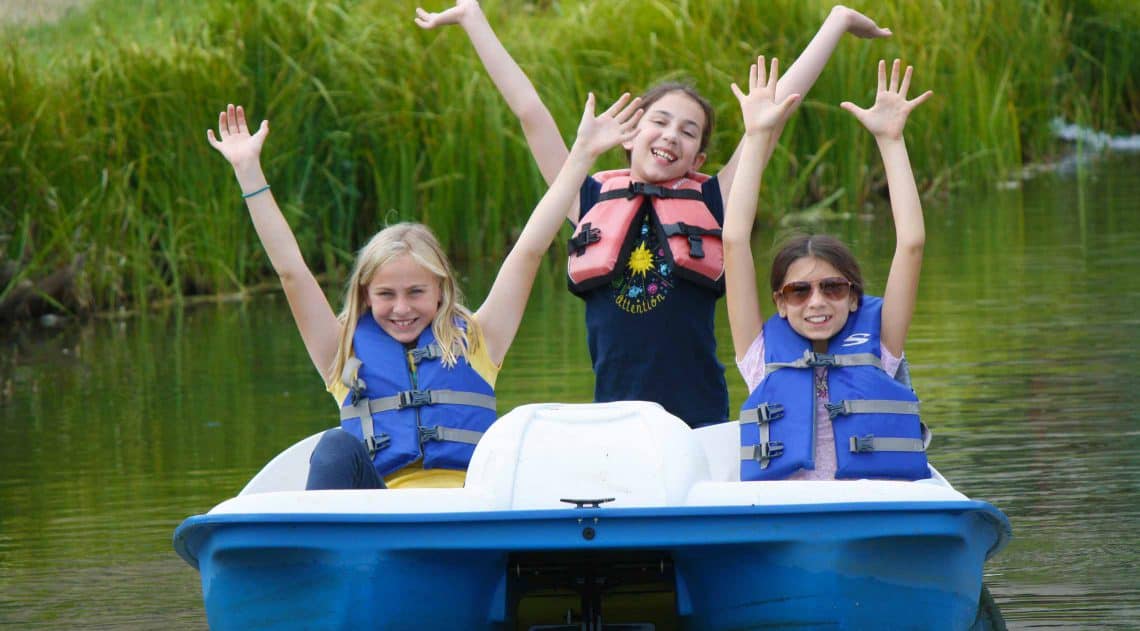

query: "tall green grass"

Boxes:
[0, 0, 1134, 317]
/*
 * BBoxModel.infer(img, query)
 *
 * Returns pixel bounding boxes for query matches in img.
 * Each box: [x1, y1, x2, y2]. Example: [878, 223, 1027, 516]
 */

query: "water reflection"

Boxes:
[0, 154, 1137, 628]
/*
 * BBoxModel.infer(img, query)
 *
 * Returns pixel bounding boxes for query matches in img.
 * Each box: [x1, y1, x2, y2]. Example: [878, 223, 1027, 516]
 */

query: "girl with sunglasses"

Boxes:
[724, 59, 933, 481]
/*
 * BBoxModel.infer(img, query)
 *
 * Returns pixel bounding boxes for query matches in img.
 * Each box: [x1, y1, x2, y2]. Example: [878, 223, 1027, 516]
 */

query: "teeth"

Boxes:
[651, 148, 676, 162]
[806, 315, 829, 323]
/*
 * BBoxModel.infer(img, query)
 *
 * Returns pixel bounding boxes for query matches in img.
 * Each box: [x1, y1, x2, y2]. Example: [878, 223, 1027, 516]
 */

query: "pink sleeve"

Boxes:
[735, 331, 766, 393]
[880, 344, 902, 379]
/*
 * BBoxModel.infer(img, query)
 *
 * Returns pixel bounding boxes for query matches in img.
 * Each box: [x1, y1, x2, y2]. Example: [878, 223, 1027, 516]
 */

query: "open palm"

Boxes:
[572, 92, 643, 158]
[206, 104, 268, 169]
[841, 60, 932, 140]
[414, 0, 478, 29]
[731, 56, 802, 136]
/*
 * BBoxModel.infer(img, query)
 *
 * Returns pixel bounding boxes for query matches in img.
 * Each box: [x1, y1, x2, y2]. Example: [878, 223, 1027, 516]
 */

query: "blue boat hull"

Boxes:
[175, 500, 1008, 630]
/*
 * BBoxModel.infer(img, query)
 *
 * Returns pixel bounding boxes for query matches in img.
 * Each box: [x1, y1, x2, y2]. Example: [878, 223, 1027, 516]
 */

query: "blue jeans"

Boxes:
[305, 428, 388, 490]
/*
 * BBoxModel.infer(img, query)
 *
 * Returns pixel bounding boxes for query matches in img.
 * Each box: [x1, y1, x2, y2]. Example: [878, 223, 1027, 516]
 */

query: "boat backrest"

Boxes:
[239, 430, 325, 495]
[465, 402, 711, 509]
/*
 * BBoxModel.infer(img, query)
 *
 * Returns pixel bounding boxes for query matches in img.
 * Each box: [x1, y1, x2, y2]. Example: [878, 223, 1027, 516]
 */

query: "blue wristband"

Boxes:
[242, 184, 271, 199]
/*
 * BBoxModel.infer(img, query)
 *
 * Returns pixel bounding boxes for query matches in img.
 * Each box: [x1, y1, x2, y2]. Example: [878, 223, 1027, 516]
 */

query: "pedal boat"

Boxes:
[173, 401, 1011, 630]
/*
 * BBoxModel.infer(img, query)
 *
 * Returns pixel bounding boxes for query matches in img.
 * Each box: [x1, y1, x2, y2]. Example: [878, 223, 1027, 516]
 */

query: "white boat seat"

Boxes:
[465, 401, 712, 509]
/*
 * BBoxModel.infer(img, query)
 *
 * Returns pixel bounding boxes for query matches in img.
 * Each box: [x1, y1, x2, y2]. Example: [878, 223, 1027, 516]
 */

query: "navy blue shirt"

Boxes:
[576, 175, 729, 427]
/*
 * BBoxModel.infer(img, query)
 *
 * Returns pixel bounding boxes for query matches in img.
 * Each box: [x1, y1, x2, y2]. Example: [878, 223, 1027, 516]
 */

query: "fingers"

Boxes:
[730, 82, 745, 103]
[206, 128, 219, 148]
[615, 95, 642, 122]
[908, 89, 934, 109]
[767, 57, 780, 90]
[888, 59, 901, 93]
[236, 105, 249, 133]
[582, 92, 597, 118]
[601, 92, 629, 118]
[839, 101, 864, 116]
[752, 56, 763, 89]
[876, 59, 887, 93]
[899, 65, 913, 98]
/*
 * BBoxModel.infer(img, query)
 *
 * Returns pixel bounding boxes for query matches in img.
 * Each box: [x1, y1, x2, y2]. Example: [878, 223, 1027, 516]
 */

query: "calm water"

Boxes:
[1, 154, 1137, 629]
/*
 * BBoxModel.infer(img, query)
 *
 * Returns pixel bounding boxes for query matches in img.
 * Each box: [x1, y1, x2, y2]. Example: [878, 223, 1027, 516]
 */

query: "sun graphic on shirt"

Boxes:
[627, 242, 655, 277]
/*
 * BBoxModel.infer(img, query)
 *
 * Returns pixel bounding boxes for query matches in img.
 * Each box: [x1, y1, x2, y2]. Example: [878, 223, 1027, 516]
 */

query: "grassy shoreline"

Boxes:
[1, 0, 1136, 321]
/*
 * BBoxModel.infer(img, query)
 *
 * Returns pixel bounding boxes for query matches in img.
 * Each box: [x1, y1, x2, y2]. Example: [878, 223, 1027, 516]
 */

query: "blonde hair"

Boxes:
[327, 222, 479, 386]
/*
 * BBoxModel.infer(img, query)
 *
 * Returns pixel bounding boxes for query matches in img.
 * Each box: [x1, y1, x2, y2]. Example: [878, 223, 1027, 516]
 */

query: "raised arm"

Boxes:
[206, 104, 339, 377]
[718, 5, 891, 199]
[840, 60, 932, 357]
[723, 58, 802, 360]
[416, 1, 579, 222]
[475, 94, 643, 365]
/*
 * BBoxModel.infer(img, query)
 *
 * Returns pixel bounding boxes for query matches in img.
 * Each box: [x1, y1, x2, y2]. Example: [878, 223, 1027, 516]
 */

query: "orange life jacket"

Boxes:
[567, 170, 724, 295]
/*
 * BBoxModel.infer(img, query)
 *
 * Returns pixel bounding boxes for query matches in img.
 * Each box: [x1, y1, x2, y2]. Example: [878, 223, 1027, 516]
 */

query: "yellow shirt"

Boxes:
[327, 324, 500, 489]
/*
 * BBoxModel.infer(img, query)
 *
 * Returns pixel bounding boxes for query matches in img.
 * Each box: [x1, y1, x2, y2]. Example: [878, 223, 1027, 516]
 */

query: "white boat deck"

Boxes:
[216, 402, 962, 516]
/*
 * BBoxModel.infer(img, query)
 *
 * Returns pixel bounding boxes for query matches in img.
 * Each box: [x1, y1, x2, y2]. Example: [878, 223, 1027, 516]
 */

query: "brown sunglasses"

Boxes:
[777, 277, 853, 306]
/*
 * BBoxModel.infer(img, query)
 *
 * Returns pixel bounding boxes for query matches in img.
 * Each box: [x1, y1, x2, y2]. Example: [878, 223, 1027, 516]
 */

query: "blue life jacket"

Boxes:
[739, 296, 929, 480]
[338, 316, 497, 477]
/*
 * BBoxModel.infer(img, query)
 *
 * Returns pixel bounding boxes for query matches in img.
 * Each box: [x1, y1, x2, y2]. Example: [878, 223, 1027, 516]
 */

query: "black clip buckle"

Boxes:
[850, 434, 875, 453]
[364, 433, 391, 456]
[409, 344, 442, 364]
[826, 401, 850, 419]
[398, 389, 432, 408]
[755, 403, 785, 423]
[807, 352, 837, 367]
[569, 222, 602, 256]
[627, 182, 666, 199]
[752, 441, 784, 464]
[687, 234, 705, 259]
[418, 425, 440, 443]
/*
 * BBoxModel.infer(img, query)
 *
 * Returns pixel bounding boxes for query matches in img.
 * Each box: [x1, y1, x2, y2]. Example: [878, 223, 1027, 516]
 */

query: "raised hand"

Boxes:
[841, 59, 933, 141]
[570, 92, 643, 159]
[730, 56, 802, 137]
[206, 104, 268, 169]
[414, 0, 478, 29]
[834, 5, 892, 39]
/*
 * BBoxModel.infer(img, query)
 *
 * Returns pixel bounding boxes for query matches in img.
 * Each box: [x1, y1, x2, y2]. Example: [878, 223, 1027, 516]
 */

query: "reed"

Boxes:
[0, 0, 1133, 317]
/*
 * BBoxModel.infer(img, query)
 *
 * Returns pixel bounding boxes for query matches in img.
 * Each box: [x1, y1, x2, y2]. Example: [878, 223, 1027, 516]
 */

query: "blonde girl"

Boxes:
[207, 93, 643, 489]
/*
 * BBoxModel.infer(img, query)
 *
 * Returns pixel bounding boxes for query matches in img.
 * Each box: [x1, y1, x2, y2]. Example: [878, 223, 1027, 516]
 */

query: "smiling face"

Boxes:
[364, 253, 442, 344]
[625, 90, 708, 183]
[774, 256, 858, 351]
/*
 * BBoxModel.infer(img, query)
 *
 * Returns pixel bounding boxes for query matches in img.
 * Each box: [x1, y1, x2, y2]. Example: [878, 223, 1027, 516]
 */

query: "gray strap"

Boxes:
[765, 350, 882, 377]
[826, 399, 920, 419]
[848, 435, 926, 454]
[738, 402, 783, 425]
[737, 404, 785, 469]
[431, 426, 483, 445]
[340, 389, 497, 419]
[341, 357, 365, 391]
[337, 357, 380, 450]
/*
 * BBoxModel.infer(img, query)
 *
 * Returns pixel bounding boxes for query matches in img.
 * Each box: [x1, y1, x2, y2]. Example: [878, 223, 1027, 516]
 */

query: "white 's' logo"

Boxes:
[842, 333, 871, 348]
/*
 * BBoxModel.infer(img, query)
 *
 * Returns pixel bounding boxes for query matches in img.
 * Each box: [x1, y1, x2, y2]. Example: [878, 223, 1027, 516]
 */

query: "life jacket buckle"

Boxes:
[826, 401, 851, 419]
[418, 425, 440, 444]
[850, 434, 876, 453]
[626, 182, 666, 198]
[409, 344, 442, 363]
[398, 389, 432, 408]
[568, 222, 602, 256]
[807, 352, 837, 367]
[364, 433, 391, 456]
[752, 402, 785, 423]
